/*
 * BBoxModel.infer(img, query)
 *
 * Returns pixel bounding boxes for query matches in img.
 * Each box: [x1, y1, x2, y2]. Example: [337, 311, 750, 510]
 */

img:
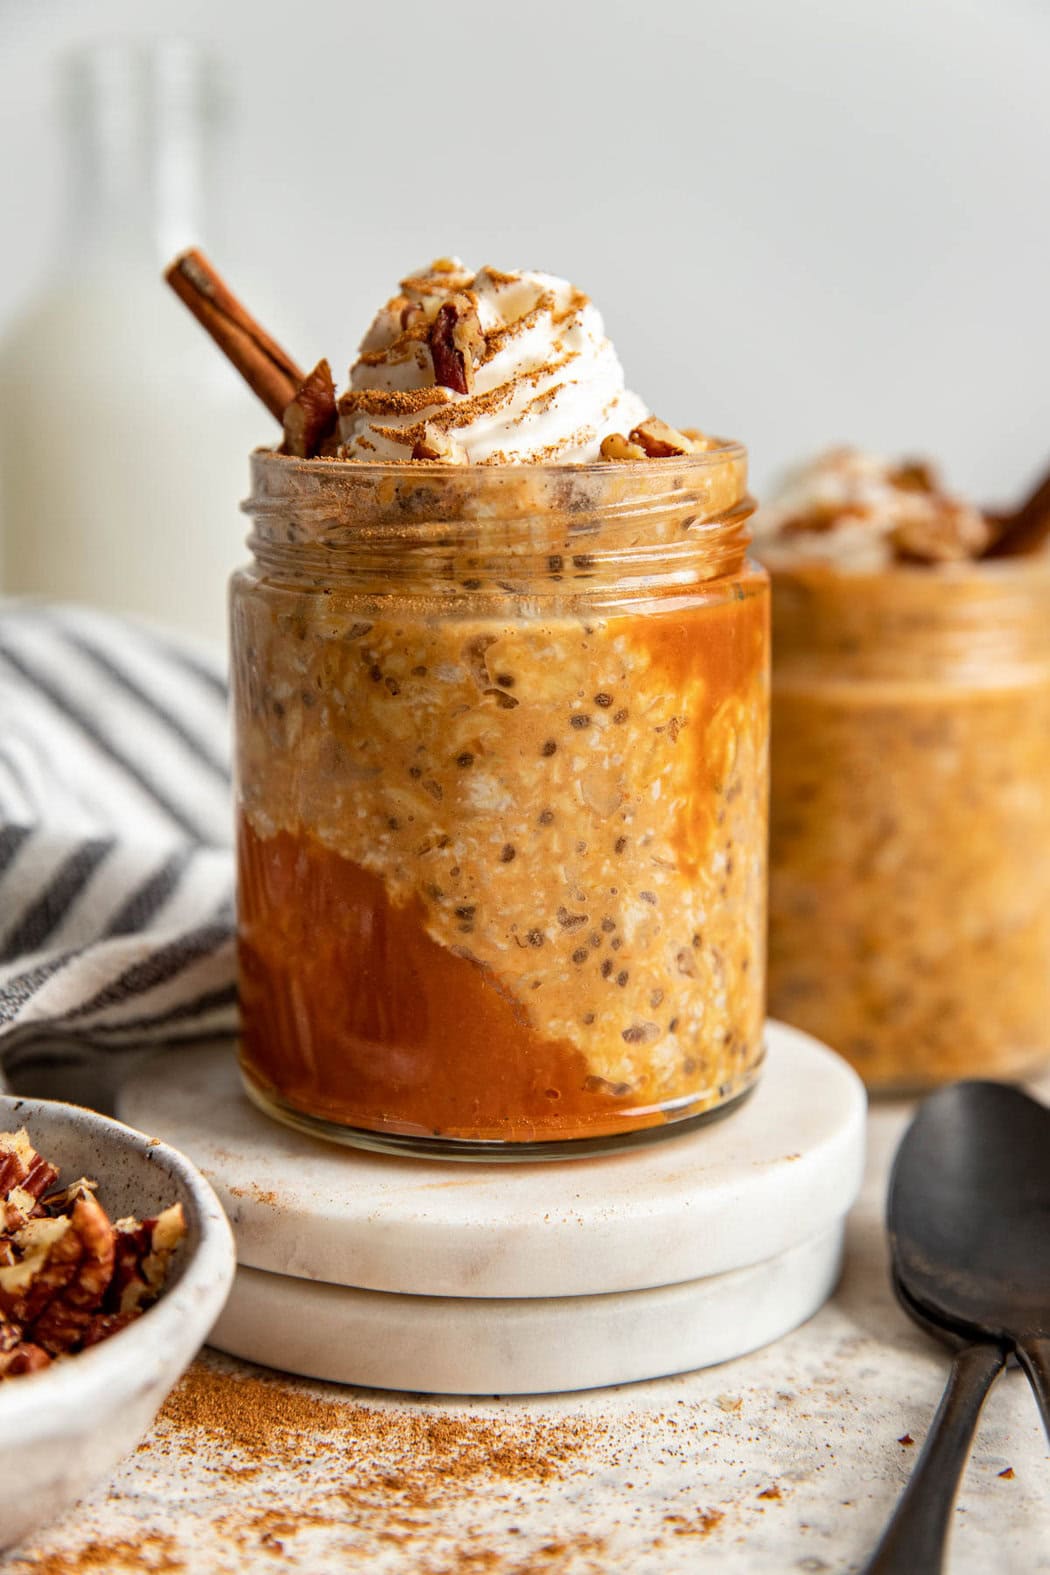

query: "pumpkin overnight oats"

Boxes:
[225, 260, 769, 1155]
[755, 448, 1050, 1091]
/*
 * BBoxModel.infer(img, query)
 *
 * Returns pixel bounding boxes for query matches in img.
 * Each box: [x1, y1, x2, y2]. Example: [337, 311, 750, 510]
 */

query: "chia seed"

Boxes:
[500, 844, 516, 863]
[594, 693, 613, 708]
[541, 740, 558, 757]
[456, 752, 475, 768]
[622, 1022, 659, 1045]
[570, 714, 591, 730]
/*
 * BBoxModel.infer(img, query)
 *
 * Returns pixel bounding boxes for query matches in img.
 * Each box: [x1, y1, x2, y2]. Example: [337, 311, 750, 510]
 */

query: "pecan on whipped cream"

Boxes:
[751, 447, 993, 571]
[339, 259, 652, 464]
[0, 1128, 185, 1380]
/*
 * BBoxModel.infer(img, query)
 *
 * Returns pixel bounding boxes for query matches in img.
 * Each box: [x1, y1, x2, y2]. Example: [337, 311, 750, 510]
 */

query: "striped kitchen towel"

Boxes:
[0, 602, 236, 1090]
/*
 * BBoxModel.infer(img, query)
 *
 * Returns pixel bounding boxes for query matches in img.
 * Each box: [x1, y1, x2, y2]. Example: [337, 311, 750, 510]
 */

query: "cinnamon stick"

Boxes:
[164, 249, 305, 423]
[984, 463, 1050, 558]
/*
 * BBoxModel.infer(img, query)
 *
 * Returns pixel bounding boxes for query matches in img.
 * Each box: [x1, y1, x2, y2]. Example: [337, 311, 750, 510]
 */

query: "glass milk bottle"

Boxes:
[0, 40, 266, 646]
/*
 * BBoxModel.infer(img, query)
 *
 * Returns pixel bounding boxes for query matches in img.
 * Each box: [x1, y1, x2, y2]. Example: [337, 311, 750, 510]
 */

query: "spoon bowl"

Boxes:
[889, 1079, 1050, 1350]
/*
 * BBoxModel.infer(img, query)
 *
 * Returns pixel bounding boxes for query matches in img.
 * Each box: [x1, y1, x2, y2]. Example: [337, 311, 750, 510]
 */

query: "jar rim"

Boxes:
[765, 555, 1050, 586]
[246, 438, 748, 484]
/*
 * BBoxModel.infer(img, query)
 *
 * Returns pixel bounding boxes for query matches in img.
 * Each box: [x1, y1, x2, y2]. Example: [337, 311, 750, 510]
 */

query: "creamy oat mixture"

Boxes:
[236, 573, 767, 1124]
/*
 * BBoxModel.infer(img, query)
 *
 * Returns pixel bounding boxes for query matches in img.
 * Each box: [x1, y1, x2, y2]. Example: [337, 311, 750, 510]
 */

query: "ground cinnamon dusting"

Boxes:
[159, 1361, 598, 1489]
[20, 1534, 183, 1574]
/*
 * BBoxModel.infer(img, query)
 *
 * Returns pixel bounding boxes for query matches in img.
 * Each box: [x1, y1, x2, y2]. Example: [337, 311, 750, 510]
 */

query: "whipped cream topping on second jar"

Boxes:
[752, 447, 991, 570]
[338, 259, 649, 464]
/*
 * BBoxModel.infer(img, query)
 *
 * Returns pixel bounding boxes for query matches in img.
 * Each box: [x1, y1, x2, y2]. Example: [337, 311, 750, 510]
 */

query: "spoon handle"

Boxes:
[1016, 1336, 1050, 1444]
[862, 1341, 1006, 1575]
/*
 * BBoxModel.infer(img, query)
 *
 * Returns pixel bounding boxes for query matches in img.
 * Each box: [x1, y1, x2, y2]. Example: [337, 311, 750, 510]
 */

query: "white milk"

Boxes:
[0, 272, 267, 646]
[0, 40, 275, 650]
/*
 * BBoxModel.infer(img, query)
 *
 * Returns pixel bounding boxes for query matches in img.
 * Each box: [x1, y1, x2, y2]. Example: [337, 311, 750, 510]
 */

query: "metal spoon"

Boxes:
[864, 1080, 1050, 1574]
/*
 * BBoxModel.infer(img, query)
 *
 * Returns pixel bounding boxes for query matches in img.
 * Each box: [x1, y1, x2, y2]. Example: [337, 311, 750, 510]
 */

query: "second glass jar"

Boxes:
[232, 447, 769, 1156]
[768, 559, 1050, 1091]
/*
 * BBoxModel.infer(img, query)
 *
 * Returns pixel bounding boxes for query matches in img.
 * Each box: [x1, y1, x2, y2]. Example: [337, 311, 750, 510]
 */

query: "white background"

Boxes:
[1, 0, 1048, 500]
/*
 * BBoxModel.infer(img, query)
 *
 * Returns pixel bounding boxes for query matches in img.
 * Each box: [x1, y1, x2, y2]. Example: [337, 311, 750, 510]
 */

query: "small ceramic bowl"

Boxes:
[0, 1093, 236, 1552]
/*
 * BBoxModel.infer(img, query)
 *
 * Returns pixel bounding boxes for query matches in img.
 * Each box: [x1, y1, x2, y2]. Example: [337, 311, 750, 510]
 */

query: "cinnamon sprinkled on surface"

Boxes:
[18, 1535, 184, 1574]
[157, 1361, 598, 1487]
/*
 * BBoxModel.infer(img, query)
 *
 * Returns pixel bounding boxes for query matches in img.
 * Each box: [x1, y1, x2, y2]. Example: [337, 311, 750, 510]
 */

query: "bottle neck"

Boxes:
[58, 41, 222, 276]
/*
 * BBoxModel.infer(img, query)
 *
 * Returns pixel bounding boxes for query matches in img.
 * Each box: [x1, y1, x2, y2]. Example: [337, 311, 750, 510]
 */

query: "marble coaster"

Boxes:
[210, 1221, 845, 1395]
[120, 1022, 865, 1300]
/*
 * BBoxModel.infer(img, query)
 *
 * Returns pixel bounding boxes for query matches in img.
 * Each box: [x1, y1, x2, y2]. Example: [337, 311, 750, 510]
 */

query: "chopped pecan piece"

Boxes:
[892, 504, 992, 563]
[411, 422, 467, 464]
[80, 1309, 137, 1348]
[600, 432, 648, 462]
[108, 1204, 186, 1317]
[282, 358, 339, 459]
[0, 1322, 51, 1377]
[428, 295, 485, 394]
[628, 417, 697, 458]
[888, 459, 937, 493]
[1, 1129, 59, 1232]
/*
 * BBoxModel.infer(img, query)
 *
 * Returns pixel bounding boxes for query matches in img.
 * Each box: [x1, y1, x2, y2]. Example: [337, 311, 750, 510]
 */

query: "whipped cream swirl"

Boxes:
[752, 447, 991, 570]
[338, 260, 649, 464]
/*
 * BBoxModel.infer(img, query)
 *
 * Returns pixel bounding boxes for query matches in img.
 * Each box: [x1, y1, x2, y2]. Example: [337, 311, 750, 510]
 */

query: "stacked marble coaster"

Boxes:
[118, 1022, 865, 1396]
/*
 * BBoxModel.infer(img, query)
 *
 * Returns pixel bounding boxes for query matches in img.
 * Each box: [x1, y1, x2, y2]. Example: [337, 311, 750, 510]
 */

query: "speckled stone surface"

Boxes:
[3, 1069, 1048, 1574]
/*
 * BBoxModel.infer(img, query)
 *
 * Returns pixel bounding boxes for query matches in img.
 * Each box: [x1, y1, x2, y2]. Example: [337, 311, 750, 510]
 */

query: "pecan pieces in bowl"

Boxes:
[0, 1128, 185, 1381]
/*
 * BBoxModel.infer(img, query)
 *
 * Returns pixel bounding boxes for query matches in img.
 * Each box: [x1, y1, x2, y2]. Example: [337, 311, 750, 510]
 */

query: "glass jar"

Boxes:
[232, 446, 769, 1157]
[768, 559, 1050, 1091]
